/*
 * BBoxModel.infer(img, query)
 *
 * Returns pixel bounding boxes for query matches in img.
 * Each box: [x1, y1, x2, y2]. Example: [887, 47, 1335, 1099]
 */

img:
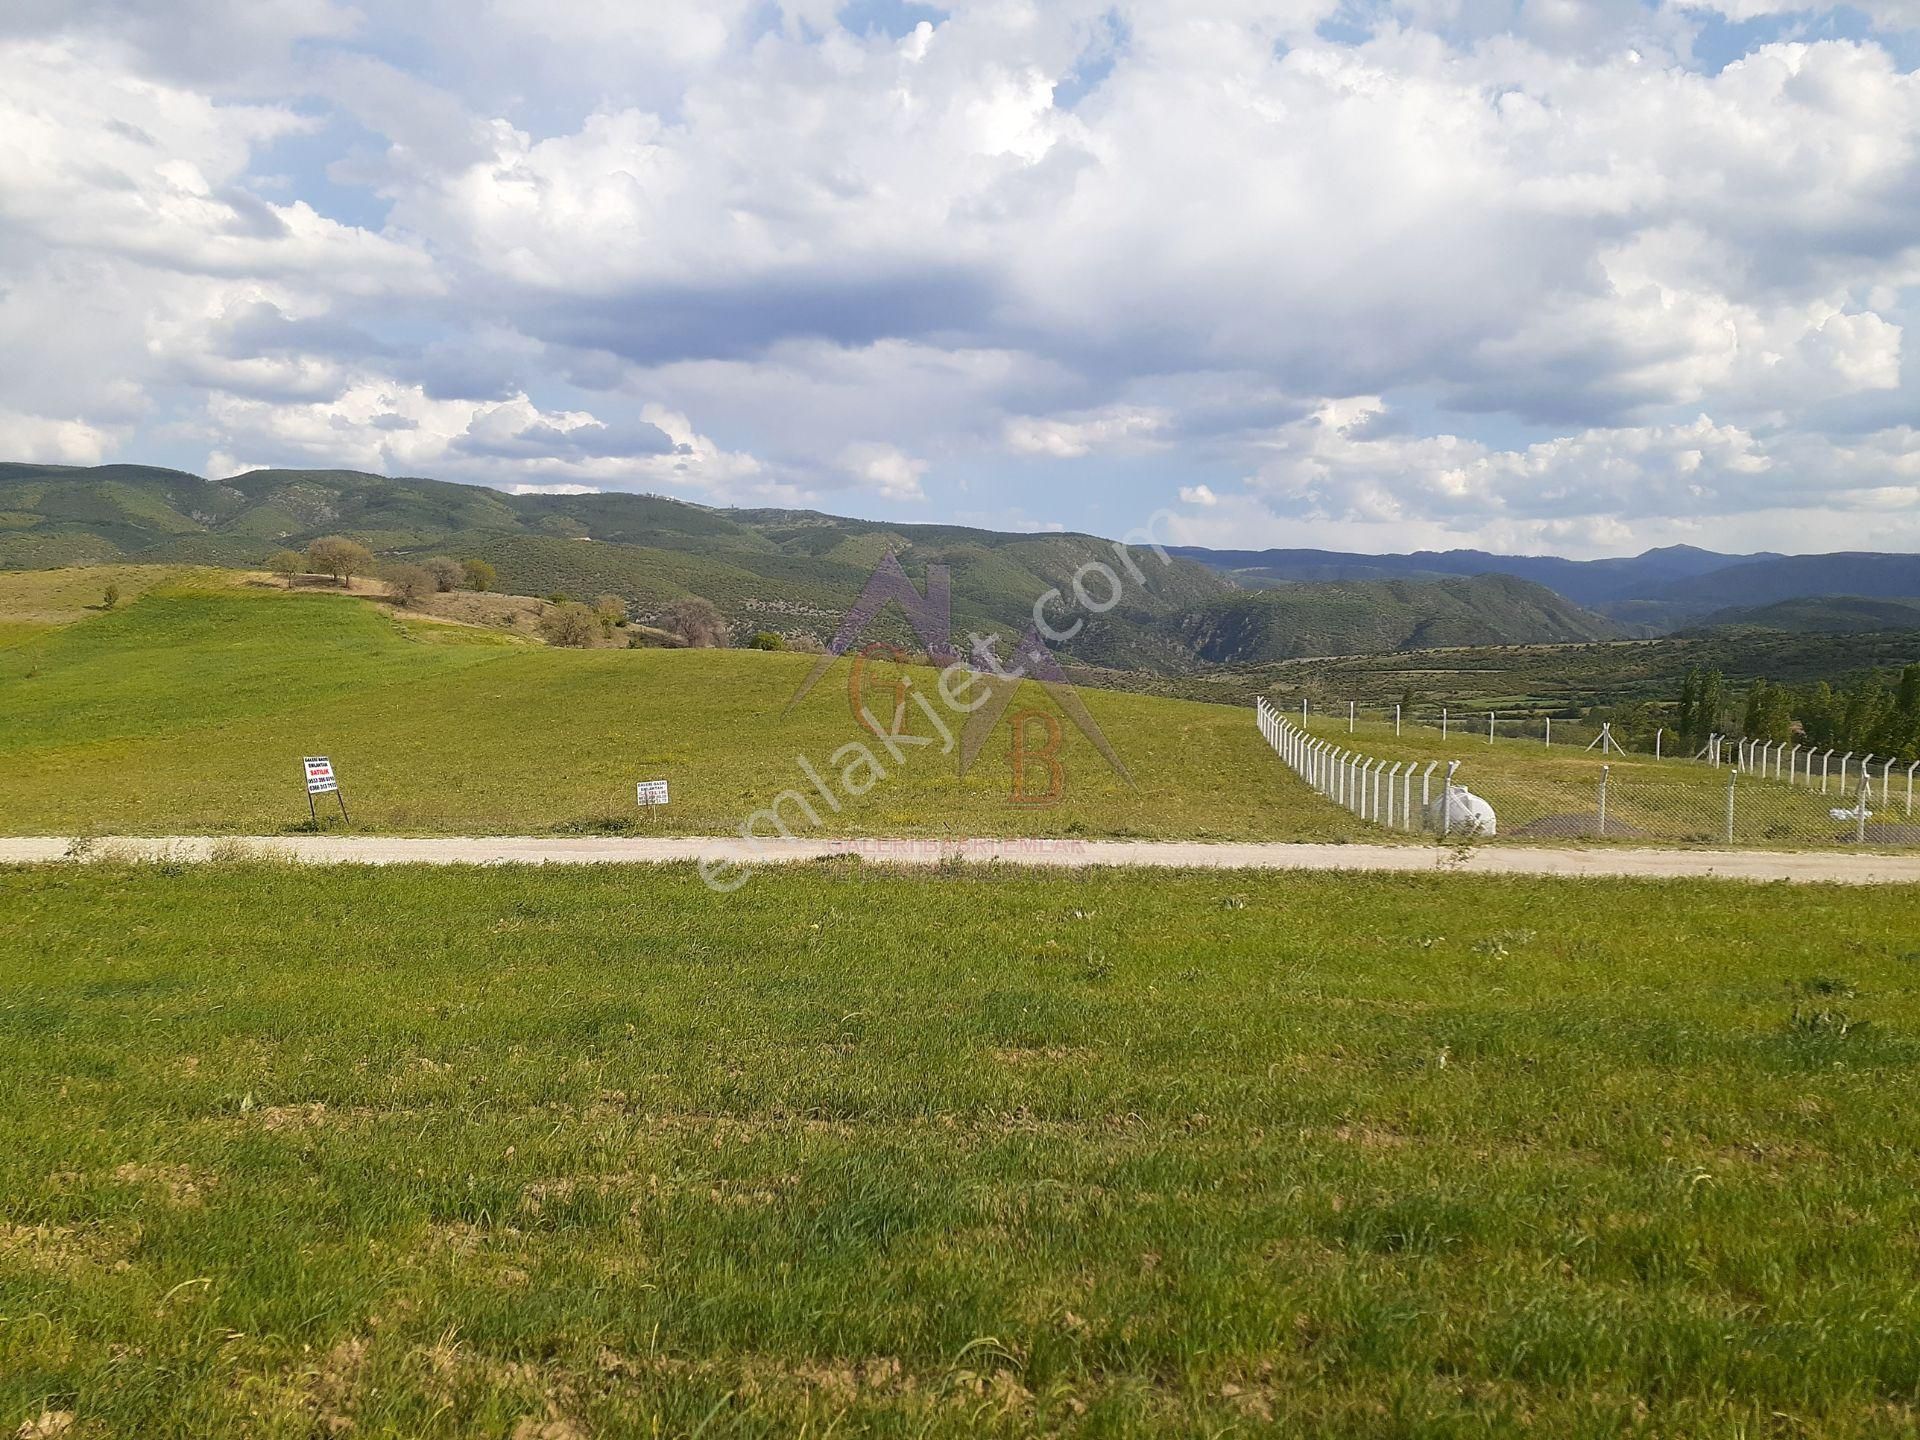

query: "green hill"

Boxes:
[0, 462, 1226, 671]
[0, 575, 1354, 841]
[1697, 595, 1920, 634]
[0, 463, 1635, 671]
[1172, 574, 1623, 664]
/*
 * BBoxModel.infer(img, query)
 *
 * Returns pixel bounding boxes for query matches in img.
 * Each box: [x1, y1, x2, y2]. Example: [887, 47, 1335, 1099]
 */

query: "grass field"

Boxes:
[5, 862, 1920, 1436]
[0, 574, 1355, 842]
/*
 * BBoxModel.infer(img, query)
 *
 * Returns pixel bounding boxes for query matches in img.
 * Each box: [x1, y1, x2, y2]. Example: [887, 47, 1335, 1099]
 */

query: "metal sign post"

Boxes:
[636, 779, 670, 826]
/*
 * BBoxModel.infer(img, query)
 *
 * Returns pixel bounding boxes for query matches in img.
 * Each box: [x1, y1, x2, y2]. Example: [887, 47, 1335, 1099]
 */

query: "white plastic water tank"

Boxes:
[1426, 786, 1498, 837]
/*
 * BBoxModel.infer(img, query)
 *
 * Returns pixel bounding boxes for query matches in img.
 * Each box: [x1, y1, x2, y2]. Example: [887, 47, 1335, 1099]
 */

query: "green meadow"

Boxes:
[0, 576, 1356, 841]
[5, 862, 1920, 1436]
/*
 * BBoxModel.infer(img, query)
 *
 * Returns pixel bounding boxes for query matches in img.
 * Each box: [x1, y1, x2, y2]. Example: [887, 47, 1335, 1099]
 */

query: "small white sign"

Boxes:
[304, 757, 339, 795]
[636, 779, 670, 807]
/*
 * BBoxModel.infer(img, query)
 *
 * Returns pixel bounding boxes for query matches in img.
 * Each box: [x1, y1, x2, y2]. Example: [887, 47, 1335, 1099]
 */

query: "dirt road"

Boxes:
[4, 835, 1919, 883]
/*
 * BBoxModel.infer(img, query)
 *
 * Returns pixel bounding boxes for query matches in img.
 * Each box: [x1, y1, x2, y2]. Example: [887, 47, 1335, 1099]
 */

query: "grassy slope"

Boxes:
[4, 863, 1920, 1436]
[0, 465, 1233, 670]
[0, 580, 1350, 841]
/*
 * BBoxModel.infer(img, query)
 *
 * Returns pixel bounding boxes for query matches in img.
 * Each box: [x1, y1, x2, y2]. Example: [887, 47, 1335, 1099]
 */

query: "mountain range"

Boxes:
[1170, 544, 1920, 628]
[1, 461, 1916, 673]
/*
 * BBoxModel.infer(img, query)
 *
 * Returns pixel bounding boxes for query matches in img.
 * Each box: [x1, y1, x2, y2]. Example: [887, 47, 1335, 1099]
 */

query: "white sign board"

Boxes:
[304, 757, 339, 795]
[636, 779, 670, 807]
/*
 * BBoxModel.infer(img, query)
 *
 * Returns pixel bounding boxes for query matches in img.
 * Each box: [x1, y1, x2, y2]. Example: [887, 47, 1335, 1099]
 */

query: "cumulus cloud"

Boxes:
[838, 442, 929, 502]
[1, 2, 1918, 550]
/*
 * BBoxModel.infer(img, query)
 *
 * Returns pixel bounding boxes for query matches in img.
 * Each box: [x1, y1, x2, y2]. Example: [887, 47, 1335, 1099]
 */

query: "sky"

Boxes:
[2, 1, 1919, 558]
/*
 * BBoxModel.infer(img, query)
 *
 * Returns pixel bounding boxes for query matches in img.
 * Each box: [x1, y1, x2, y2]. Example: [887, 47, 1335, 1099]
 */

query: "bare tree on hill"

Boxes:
[662, 596, 730, 648]
[306, 536, 373, 587]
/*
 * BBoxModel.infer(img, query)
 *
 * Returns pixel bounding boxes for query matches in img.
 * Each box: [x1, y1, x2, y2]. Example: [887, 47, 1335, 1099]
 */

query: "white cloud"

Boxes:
[837, 442, 928, 502]
[2, 3, 1920, 551]
[1006, 407, 1167, 458]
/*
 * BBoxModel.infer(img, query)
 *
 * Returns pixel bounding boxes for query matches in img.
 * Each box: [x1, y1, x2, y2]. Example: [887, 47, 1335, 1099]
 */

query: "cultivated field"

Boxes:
[0, 573, 1355, 842]
[5, 862, 1920, 1436]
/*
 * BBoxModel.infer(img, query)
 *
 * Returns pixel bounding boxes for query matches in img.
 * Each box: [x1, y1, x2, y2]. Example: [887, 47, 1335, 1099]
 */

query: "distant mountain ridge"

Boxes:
[1169, 543, 1769, 607]
[1172, 542, 1920, 630]
[0, 460, 1665, 670]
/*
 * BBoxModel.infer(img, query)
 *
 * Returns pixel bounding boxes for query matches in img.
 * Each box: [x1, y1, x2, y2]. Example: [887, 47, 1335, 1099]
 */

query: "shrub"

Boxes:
[461, 558, 496, 592]
[423, 556, 464, 592]
[101, 583, 120, 610]
[307, 536, 373, 586]
[662, 595, 730, 648]
[594, 594, 628, 624]
[268, 550, 302, 581]
[538, 601, 600, 647]
[748, 630, 788, 651]
[384, 564, 435, 607]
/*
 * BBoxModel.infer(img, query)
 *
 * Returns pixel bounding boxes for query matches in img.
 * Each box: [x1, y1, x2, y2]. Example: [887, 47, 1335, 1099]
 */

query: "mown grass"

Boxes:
[4, 863, 1920, 1436]
[0, 582, 1355, 841]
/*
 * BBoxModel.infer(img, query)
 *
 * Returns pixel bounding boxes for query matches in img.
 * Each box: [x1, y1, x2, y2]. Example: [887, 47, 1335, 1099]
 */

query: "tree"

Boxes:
[1695, 669, 1724, 744]
[1676, 668, 1699, 741]
[662, 595, 730, 648]
[461, 558, 496, 592]
[423, 556, 464, 592]
[594, 594, 628, 627]
[306, 536, 373, 586]
[748, 630, 788, 651]
[384, 563, 435, 608]
[538, 601, 600, 647]
[1742, 679, 1793, 745]
[268, 549, 303, 582]
[1894, 664, 1920, 759]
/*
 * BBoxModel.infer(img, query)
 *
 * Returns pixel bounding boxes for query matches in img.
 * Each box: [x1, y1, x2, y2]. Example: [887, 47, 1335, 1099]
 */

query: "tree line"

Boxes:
[1676, 664, 1920, 760]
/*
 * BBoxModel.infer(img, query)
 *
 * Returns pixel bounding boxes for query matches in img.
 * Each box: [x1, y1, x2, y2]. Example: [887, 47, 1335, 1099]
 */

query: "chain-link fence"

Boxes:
[1255, 697, 1920, 848]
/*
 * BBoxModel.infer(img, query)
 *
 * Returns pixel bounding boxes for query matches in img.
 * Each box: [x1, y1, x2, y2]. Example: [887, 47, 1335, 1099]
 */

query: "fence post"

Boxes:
[1908, 760, 1918, 818]
[1821, 749, 1833, 793]
[1840, 752, 1854, 790]
[1421, 761, 1437, 822]
[1348, 701, 1355, 734]
[1654, 727, 1662, 761]
[1857, 773, 1871, 846]
[1386, 762, 1403, 827]
[1788, 744, 1801, 785]
[1883, 759, 1894, 805]
[1488, 711, 1495, 745]
[1725, 768, 1737, 844]
[1301, 698, 1308, 726]
[1440, 760, 1461, 837]
[1441, 708, 1449, 741]
[1544, 717, 1551, 748]
[1598, 764, 1610, 837]
[1394, 704, 1402, 737]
